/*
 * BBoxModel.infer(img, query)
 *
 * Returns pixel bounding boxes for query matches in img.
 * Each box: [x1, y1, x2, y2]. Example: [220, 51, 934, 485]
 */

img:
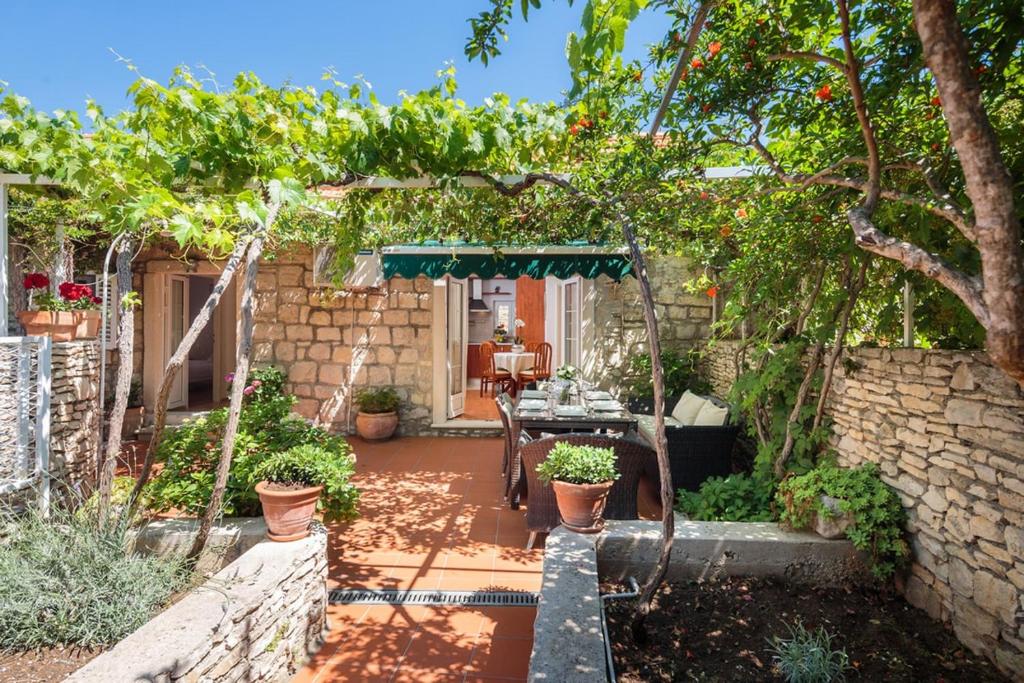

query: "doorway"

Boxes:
[143, 271, 237, 414]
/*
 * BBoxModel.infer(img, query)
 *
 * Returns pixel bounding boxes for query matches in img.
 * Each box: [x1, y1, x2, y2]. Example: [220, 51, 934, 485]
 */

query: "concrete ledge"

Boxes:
[133, 516, 267, 575]
[598, 518, 868, 585]
[528, 518, 868, 682]
[69, 526, 328, 683]
[528, 528, 605, 682]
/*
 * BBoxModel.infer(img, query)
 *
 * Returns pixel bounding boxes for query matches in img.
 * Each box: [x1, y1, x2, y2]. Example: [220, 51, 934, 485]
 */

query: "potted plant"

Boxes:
[121, 378, 145, 438]
[511, 318, 526, 352]
[17, 273, 77, 341]
[536, 442, 620, 533]
[353, 386, 401, 440]
[59, 282, 103, 339]
[253, 443, 359, 542]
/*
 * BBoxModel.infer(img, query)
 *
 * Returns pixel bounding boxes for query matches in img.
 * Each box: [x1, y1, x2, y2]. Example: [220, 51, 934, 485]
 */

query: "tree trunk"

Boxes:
[186, 227, 268, 564]
[913, 0, 1024, 387]
[126, 235, 252, 513]
[614, 208, 673, 642]
[97, 241, 135, 522]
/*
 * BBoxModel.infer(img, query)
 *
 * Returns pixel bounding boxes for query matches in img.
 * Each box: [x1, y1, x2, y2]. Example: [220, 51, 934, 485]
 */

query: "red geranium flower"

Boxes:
[23, 273, 49, 290]
[706, 285, 719, 298]
[58, 282, 94, 302]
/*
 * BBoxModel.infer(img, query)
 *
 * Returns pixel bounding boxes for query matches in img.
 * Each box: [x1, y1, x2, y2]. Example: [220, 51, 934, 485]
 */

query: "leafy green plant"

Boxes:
[776, 463, 909, 580]
[623, 348, 710, 399]
[675, 474, 774, 522]
[0, 505, 186, 650]
[536, 442, 619, 485]
[354, 386, 401, 414]
[768, 620, 851, 683]
[555, 364, 579, 381]
[146, 367, 355, 517]
[253, 444, 359, 520]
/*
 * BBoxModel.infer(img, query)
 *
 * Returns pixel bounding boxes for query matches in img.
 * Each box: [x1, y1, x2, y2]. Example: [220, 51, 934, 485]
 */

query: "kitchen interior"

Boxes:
[459, 275, 546, 421]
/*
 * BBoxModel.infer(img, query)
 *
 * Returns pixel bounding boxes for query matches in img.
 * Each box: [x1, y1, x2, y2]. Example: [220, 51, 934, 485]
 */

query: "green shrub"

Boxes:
[146, 367, 357, 517]
[253, 444, 359, 520]
[776, 463, 909, 580]
[0, 506, 186, 650]
[354, 386, 401, 413]
[536, 442, 619, 485]
[675, 474, 774, 522]
[622, 348, 710, 399]
[768, 620, 851, 683]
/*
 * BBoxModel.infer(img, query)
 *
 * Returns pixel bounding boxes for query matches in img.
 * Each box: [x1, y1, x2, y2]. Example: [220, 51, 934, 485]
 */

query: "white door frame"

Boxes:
[446, 278, 468, 418]
[165, 274, 190, 409]
[544, 276, 597, 378]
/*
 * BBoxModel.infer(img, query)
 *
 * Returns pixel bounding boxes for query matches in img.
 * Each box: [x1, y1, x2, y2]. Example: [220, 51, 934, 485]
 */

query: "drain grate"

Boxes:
[329, 588, 540, 607]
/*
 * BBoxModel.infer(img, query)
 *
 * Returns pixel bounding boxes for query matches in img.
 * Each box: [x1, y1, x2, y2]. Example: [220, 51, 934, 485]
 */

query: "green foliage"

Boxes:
[0, 505, 186, 650]
[354, 386, 401, 414]
[622, 348, 710, 398]
[536, 442, 620, 485]
[253, 444, 359, 520]
[776, 463, 909, 580]
[768, 620, 851, 683]
[146, 367, 355, 517]
[555, 364, 579, 381]
[675, 474, 773, 522]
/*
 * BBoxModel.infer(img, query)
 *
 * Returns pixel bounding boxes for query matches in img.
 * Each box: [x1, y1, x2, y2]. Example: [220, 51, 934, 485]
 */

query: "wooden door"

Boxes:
[515, 276, 546, 345]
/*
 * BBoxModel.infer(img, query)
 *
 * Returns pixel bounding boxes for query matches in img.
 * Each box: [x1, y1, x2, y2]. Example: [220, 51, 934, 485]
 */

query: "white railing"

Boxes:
[0, 336, 52, 512]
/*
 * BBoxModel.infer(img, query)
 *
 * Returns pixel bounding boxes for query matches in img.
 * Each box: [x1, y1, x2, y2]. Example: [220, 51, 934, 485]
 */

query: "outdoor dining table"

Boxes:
[506, 392, 638, 509]
[493, 351, 536, 382]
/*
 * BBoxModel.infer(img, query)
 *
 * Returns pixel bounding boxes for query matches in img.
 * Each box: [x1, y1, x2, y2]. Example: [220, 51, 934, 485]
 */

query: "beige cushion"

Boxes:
[671, 391, 707, 426]
[693, 401, 729, 426]
[636, 414, 683, 445]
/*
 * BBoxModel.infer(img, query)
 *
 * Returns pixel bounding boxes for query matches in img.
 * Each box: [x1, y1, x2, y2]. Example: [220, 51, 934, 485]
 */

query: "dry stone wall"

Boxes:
[703, 339, 1024, 676]
[50, 340, 102, 494]
[69, 527, 328, 683]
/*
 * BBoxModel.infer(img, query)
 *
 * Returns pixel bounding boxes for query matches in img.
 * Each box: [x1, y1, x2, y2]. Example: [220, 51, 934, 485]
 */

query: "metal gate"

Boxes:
[0, 336, 52, 512]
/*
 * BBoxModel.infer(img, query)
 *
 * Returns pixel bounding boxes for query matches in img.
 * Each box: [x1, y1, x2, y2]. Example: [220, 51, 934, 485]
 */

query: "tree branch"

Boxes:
[764, 51, 848, 71]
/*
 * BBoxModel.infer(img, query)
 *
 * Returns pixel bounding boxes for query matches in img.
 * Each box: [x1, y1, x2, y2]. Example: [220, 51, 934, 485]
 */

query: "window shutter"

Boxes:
[76, 273, 118, 350]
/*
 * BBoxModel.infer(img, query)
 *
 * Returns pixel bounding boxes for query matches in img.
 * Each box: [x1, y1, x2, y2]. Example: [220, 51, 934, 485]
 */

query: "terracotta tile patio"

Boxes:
[294, 436, 543, 683]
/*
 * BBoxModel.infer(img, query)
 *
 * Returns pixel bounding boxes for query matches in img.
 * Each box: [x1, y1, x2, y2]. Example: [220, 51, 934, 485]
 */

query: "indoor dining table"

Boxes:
[493, 350, 536, 383]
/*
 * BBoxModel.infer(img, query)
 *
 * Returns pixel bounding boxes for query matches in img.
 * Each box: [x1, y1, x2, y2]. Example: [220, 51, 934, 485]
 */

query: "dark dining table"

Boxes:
[507, 392, 638, 509]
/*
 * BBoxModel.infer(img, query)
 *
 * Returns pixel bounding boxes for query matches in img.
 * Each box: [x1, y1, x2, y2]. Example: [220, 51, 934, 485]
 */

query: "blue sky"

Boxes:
[1, 1, 666, 115]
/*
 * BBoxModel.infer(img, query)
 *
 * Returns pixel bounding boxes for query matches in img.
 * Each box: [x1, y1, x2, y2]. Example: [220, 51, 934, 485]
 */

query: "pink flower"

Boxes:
[243, 385, 255, 395]
[252, 380, 262, 388]
[224, 373, 235, 383]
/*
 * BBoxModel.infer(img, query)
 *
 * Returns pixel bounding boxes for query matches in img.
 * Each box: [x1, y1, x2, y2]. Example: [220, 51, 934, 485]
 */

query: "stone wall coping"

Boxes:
[528, 519, 866, 682]
[68, 527, 326, 682]
[132, 516, 268, 575]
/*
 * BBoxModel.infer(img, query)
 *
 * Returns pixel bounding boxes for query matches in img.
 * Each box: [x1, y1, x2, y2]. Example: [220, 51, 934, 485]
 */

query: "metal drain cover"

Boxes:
[329, 589, 540, 607]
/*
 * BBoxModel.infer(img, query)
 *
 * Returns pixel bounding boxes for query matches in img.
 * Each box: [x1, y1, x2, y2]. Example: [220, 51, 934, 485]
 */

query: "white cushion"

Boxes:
[671, 391, 706, 426]
[693, 401, 729, 426]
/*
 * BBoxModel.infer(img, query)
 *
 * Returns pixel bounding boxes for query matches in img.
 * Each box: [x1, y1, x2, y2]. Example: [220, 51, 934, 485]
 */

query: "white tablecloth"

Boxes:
[494, 351, 535, 380]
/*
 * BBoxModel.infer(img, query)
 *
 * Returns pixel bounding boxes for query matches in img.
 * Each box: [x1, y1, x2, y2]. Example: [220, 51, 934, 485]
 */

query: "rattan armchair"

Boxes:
[517, 433, 656, 548]
[495, 393, 516, 497]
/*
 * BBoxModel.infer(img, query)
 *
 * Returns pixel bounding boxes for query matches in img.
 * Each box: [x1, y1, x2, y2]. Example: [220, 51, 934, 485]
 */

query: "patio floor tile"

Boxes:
[293, 436, 540, 682]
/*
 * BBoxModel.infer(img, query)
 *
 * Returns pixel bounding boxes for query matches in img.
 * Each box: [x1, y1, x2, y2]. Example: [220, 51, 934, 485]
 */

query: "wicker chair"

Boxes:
[518, 434, 655, 548]
[480, 341, 516, 397]
[630, 394, 740, 492]
[518, 342, 552, 385]
[495, 393, 515, 495]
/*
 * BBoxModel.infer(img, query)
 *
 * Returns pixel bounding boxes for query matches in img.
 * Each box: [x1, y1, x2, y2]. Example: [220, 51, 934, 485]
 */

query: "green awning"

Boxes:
[381, 244, 634, 281]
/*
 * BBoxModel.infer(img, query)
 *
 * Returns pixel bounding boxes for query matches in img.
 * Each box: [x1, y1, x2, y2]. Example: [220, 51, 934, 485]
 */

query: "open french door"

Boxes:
[165, 274, 190, 409]
[446, 277, 469, 418]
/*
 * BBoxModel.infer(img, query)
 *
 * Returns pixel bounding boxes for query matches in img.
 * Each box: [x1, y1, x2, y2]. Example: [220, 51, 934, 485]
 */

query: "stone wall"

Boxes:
[592, 256, 712, 392]
[69, 526, 328, 683]
[250, 248, 435, 434]
[703, 340, 1024, 676]
[50, 340, 103, 494]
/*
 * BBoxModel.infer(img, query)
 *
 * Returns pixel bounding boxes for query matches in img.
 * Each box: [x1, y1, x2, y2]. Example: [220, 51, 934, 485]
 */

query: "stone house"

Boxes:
[129, 242, 711, 436]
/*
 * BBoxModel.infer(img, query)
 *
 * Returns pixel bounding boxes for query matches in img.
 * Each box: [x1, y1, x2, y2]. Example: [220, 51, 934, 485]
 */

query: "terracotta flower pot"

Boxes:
[355, 411, 398, 440]
[17, 310, 77, 342]
[551, 479, 615, 533]
[73, 310, 101, 339]
[121, 406, 146, 438]
[256, 481, 324, 542]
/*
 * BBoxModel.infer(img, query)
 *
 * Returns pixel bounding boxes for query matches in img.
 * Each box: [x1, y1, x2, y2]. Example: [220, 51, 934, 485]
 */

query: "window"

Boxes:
[563, 279, 580, 366]
[493, 300, 513, 332]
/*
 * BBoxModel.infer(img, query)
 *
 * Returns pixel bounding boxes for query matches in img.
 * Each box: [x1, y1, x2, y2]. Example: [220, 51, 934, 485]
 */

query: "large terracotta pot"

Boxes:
[551, 479, 615, 533]
[121, 406, 146, 438]
[17, 310, 77, 342]
[73, 310, 101, 339]
[355, 411, 398, 440]
[256, 481, 324, 542]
